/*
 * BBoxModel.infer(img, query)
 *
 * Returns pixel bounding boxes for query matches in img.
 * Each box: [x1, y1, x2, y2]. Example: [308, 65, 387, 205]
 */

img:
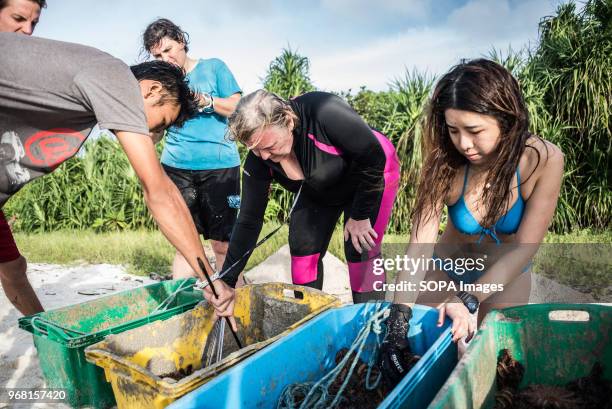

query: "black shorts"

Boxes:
[162, 164, 240, 241]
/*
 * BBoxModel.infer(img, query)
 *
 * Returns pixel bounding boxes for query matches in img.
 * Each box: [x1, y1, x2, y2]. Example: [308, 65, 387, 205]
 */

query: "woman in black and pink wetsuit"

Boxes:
[220, 90, 400, 303]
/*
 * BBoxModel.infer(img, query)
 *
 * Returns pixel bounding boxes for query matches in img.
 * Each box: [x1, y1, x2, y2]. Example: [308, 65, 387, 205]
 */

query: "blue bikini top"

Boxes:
[448, 164, 525, 244]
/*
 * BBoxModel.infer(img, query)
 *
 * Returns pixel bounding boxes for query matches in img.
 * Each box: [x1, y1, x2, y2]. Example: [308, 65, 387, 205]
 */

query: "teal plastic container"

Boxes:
[428, 304, 612, 409]
[18, 278, 201, 408]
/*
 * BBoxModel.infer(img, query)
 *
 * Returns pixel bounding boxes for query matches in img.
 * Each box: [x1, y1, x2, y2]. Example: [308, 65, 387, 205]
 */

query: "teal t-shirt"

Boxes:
[161, 58, 241, 170]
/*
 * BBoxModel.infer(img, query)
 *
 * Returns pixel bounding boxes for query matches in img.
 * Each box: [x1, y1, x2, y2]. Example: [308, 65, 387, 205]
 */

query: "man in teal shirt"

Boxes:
[143, 18, 242, 278]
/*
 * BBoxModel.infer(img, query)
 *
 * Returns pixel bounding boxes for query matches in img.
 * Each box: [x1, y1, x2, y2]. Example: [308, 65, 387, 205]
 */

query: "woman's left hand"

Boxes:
[437, 301, 476, 343]
[344, 218, 378, 253]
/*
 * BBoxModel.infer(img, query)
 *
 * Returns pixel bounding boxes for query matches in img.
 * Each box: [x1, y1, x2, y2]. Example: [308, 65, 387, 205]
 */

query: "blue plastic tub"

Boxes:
[168, 303, 457, 409]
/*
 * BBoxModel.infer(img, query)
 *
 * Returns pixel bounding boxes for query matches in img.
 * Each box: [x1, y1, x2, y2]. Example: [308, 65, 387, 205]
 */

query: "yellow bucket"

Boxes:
[85, 283, 340, 409]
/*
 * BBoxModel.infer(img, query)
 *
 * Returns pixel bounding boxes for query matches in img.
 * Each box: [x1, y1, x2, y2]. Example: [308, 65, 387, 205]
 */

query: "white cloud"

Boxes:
[310, 27, 465, 91]
[33, 0, 560, 94]
[308, 0, 559, 91]
[319, 0, 430, 20]
[446, 0, 556, 40]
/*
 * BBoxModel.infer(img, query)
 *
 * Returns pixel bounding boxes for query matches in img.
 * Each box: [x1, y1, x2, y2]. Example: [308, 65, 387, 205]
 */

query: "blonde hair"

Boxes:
[227, 90, 298, 144]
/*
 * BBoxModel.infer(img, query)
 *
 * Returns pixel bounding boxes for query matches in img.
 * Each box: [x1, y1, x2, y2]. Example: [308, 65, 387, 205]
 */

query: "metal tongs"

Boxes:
[202, 318, 226, 367]
[195, 186, 305, 367]
[196, 257, 243, 367]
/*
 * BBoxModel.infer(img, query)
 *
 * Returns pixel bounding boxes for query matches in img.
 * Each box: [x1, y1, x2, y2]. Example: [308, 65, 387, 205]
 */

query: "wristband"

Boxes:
[194, 271, 220, 290]
[198, 93, 215, 114]
[456, 291, 479, 314]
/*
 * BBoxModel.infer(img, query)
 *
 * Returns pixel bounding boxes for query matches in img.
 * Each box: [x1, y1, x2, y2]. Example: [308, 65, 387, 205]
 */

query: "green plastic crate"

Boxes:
[18, 278, 202, 408]
[428, 303, 612, 409]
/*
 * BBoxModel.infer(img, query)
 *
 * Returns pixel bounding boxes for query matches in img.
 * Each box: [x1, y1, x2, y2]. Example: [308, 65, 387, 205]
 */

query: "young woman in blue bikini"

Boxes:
[380, 59, 564, 386]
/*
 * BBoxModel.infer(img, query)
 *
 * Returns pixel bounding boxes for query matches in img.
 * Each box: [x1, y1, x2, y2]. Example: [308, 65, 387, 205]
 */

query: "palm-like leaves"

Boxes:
[263, 47, 315, 99]
[525, 0, 611, 231]
[5, 2, 610, 234]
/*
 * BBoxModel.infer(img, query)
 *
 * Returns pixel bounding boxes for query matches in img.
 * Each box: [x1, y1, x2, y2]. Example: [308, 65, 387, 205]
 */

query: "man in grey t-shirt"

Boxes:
[0, 33, 238, 328]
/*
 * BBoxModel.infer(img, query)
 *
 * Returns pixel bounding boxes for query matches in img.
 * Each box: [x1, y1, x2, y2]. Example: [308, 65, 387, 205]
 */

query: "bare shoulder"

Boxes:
[445, 166, 466, 205]
[521, 136, 564, 178]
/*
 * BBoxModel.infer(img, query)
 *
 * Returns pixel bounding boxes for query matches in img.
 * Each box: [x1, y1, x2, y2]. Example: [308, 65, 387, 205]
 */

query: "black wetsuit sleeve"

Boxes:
[220, 152, 272, 287]
[318, 96, 386, 220]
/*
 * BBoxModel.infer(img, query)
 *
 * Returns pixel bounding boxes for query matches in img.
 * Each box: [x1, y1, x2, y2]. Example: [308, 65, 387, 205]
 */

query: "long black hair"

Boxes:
[130, 61, 198, 128]
[413, 59, 545, 233]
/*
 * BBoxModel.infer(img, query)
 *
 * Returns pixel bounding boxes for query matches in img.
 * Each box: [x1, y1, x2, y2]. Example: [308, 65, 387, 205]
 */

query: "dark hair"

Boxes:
[142, 18, 189, 58]
[0, 0, 46, 9]
[130, 60, 198, 128]
[413, 58, 544, 234]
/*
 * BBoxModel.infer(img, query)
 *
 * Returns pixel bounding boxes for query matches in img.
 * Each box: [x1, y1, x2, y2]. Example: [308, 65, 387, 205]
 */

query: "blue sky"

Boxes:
[35, 0, 563, 93]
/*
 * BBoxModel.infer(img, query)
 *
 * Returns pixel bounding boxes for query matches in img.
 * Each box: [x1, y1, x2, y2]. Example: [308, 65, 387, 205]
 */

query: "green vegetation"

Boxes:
[263, 46, 316, 99]
[6, 2, 611, 299]
[5, 1, 608, 236]
[515, 0, 611, 231]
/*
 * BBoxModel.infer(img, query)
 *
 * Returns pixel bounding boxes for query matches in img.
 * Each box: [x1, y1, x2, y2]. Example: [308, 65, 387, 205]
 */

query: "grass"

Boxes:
[541, 228, 612, 243]
[15, 225, 608, 266]
[536, 228, 611, 299]
[14, 224, 290, 276]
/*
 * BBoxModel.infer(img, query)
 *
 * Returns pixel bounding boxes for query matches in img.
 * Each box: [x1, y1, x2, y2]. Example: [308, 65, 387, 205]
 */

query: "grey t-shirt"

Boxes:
[0, 33, 149, 206]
